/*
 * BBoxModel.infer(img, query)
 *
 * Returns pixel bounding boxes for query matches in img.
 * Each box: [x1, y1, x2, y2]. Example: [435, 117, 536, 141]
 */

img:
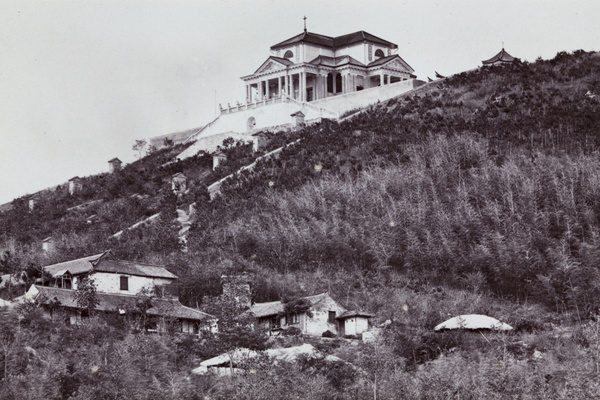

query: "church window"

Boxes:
[335, 73, 342, 93]
[327, 73, 334, 93]
[283, 50, 294, 59]
[375, 49, 385, 58]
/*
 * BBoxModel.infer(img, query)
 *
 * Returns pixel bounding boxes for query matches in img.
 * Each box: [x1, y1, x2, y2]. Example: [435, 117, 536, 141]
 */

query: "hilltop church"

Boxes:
[241, 27, 415, 103]
[153, 25, 422, 157]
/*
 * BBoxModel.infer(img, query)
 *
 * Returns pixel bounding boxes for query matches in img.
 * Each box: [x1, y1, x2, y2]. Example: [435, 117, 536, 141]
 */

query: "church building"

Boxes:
[241, 27, 415, 104]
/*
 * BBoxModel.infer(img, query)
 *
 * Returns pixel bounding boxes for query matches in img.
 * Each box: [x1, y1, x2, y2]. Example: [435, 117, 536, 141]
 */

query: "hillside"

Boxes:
[1, 50, 600, 398]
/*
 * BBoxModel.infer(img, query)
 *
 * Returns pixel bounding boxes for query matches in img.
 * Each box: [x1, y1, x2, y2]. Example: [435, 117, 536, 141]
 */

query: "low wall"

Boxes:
[311, 79, 424, 115]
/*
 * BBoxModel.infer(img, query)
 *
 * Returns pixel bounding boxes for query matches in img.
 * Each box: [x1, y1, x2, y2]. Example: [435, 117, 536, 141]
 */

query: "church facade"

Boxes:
[241, 30, 415, 104]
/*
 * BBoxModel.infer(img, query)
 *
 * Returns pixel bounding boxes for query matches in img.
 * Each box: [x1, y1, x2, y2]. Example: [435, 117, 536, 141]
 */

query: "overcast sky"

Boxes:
[1, 0, 598, 204]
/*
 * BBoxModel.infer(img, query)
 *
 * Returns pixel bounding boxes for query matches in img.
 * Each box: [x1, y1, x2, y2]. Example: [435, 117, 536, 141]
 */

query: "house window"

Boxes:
[328, 311, 336, 323]
[269, 316, 281, 329]
[120, 276, 129, 291]
[368, 44, 373, 61]
[58, 274, 72, 289]
[289, 313, 299, 324]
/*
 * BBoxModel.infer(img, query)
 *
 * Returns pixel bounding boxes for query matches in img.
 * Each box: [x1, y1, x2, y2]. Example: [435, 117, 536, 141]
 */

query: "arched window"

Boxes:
[327, 73, 334, 93]
[283, 50, 294, 59]
[375, 49, 385, 58]
[335, 73, 342, 93]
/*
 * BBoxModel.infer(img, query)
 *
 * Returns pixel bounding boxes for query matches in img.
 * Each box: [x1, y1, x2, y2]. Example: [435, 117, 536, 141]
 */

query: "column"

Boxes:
[265, 79, 270, 99]
[380, 73, 384, 86]
[278, 76, 282, 96]
[300, 72, 306, 101]
[258, 81, 263, 99]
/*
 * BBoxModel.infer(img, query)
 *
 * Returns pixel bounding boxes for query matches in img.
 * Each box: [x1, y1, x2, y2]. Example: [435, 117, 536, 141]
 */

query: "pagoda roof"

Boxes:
[271, 30, 397, 50]
[482, 48, 518, 65]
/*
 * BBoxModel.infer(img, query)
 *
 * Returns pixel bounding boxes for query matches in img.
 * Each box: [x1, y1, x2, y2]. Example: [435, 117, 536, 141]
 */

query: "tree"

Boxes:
[75, 277, 99, 317]
[132, 139, 147, 160]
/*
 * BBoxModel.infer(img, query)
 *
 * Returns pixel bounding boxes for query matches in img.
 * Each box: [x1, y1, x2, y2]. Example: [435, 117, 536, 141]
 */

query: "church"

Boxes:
[153, 25, 423, 157]
[241, 26, 415, 103]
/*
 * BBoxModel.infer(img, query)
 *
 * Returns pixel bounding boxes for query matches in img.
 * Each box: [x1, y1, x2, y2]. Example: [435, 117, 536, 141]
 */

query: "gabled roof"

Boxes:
[248, 292, 338, 318]
[172, 172, 186, 179]
[482, 48, 518, 65]
[108, 158, 122, 163]
[44, 251, 109, 277]
[271, 30, 397, 50]
[290, 111, 305, 117]
[68, 176, 81, 182]
[29, 285, 215, 321]
[252, 56, 294, 75]
[367, 54, 415, 73]
[43, 251, 177, 280]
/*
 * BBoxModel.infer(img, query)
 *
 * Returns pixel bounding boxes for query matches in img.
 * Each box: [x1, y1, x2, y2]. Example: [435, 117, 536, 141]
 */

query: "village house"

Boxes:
[108, 157, 122, 173]
[68, 176, 83, 195]
[336, 310, 373, 336]
[42, 237, 55, 253]
[171, 172, 188, 194]
[247, 292, 353, 337]
[24, 251, 217, 335]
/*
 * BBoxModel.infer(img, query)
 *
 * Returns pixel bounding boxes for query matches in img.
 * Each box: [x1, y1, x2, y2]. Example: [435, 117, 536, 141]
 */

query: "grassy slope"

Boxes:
[1, 50, 600, 399]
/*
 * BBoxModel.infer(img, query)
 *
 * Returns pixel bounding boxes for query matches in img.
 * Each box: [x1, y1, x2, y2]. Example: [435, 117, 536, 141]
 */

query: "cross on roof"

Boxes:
[303, 16, 307, 33]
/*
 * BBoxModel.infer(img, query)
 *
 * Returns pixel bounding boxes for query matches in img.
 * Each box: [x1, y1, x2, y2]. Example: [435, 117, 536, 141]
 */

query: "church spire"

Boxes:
[303, 16, 307, 33]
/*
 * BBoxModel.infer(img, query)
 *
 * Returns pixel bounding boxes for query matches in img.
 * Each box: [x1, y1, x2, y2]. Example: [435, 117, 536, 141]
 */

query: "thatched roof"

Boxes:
[434, 314, 513, 331]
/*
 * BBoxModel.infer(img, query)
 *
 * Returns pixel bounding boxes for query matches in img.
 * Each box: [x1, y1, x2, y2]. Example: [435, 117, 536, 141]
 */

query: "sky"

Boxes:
[0, 0, 598, 205]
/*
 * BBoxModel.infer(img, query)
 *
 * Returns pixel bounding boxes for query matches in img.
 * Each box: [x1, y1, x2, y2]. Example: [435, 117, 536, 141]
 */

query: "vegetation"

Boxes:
[0, 50, 600, 398]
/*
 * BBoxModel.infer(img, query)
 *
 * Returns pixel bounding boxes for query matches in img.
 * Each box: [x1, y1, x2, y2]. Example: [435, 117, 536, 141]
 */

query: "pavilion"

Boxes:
[482, 48, 520, 66]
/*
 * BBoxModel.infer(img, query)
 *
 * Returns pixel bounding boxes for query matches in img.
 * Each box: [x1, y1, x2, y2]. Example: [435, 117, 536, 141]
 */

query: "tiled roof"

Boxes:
[271, 32, 334, 49]
[271, 30, 397, 50]
[333, 31, 397, 49]
[248, 292, 333, 318]
[93, 259, 177, 279]
[44, 251, 108, 277]
[482, 48, 517, 65]
[43, 252, 177, 280]
[336, 310, 373, 320]
[309, 55, 366, 68]
[31, 285, 214, 321]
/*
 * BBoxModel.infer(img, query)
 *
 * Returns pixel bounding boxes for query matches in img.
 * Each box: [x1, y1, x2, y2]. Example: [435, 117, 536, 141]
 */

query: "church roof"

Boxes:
[334, 31, 397, 49]
[367, 54, 416, 73]
[271, 30, 397, 50]
[309, 55, 366, 68]
[482, 48, 518, 65]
